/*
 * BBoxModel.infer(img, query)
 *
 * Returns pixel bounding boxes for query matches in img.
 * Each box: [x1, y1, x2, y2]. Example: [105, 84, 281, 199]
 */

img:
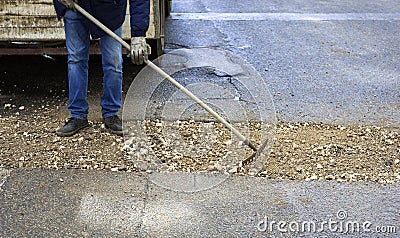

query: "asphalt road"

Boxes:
[0, 0, 399, 237]
[0, 168, 399, 237]
[165, 0, 400, 127]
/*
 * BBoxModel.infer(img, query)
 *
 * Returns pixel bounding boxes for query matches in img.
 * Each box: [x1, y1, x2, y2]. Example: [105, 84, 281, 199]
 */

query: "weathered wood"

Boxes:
[0, 0, 157, 41]
[0, 1, 55, 16]
[0, 15, 62, 28]
[1, 27, 64, 41]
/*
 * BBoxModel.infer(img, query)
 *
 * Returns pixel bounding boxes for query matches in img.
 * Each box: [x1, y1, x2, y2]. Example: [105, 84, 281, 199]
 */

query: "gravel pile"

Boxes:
[263, 123, 399, 183]
[0, 99, 130, 172]
[1, 100, 398, 183]
[123, 119, 272, 175]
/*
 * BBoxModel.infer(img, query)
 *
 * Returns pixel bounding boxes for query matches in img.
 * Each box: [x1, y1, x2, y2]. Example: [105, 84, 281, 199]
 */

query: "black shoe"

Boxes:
[56, 117, 89, 137]
[103, 115, 126, 135]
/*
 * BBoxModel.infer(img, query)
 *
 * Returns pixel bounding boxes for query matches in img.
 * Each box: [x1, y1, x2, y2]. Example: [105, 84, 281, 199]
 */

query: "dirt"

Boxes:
[265, 123, 399, 183]
[0, 55, 399, 184]
[0, 98, 398, 183]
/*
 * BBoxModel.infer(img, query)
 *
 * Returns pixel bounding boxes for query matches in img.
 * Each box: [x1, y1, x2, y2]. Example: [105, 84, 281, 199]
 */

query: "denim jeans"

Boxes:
[64, 10, 123, 119]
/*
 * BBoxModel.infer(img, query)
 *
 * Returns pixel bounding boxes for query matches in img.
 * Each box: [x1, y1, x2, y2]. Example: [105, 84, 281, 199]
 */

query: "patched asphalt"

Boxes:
[0, 168, 399, 237]
[1, 0, 399, 237]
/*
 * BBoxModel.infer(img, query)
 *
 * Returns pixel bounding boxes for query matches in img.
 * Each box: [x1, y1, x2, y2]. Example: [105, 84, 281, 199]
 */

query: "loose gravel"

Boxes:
[1, 98, 398, 184]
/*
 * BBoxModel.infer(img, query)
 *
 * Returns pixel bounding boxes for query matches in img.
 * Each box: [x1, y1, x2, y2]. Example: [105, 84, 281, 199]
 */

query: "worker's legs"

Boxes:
[64, 9, 90, 119]
[56, 9, 90, 136]
[99, 26, 123, 118]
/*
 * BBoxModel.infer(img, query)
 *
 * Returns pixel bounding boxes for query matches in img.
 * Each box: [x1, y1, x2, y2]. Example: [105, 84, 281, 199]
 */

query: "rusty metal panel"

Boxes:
[0, 0, 159, 41]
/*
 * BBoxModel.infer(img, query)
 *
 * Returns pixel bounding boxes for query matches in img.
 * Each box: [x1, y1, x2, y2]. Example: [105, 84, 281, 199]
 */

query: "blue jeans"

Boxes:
[64, 10, 123, 119]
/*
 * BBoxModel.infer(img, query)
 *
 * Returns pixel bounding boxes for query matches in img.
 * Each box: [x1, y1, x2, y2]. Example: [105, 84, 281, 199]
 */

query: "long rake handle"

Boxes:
[74, 4, 131, 50]
[74, 3, 257, 151]
[146, 61, 257, 151]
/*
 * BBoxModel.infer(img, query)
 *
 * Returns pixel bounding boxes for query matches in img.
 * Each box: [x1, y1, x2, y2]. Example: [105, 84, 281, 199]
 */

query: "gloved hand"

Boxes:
[130, 36, 149, 65]
[58, 0, 77, 11]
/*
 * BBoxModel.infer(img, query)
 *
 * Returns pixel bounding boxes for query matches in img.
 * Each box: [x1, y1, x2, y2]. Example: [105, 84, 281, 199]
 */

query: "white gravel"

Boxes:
[1, 100, 398, 184]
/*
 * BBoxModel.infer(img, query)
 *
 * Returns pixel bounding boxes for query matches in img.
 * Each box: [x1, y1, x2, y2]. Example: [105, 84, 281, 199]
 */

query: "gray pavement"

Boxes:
[1, 0, 399, 237]
[166, 0, 400, 127]
[0, 168, 399, 237]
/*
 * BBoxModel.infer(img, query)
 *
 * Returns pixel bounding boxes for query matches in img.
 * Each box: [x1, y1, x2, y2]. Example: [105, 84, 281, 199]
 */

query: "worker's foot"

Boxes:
[103, 115, 126, 136]
[56, 117, 89, 137]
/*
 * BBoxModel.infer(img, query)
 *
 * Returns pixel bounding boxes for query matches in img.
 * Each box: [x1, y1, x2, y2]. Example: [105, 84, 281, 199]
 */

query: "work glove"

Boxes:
[58, 0, 77, 11]
[130, 36, 149, 65]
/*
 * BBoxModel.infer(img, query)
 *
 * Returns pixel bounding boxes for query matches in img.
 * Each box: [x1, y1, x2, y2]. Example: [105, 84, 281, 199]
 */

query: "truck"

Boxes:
[0, 0, 171, 56]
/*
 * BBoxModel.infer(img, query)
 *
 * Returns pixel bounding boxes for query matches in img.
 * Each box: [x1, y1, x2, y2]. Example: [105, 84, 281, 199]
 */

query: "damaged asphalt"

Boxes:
[0, 0, 399, 237]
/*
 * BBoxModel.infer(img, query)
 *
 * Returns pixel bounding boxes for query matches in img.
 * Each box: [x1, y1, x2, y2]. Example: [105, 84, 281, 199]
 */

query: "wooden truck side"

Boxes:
[0, 0, 170, 56]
